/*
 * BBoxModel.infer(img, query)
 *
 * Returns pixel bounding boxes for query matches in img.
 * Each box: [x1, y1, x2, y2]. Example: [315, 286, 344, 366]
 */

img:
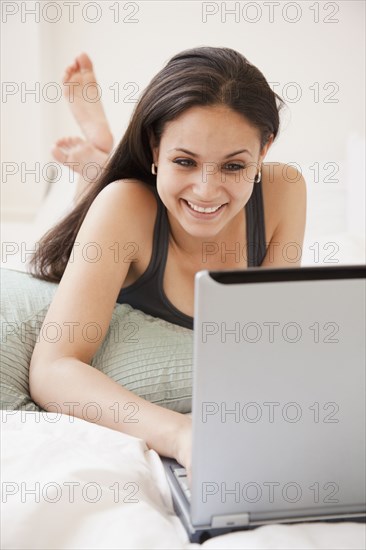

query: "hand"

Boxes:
[173, 416, 192, 487]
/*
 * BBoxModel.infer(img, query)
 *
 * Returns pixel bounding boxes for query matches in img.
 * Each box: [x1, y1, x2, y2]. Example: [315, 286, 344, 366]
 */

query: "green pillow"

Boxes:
[0, 268, 193, 413]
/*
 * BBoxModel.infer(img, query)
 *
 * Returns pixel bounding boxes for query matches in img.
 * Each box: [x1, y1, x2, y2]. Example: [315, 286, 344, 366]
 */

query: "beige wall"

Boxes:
[1, 9, 44, 220]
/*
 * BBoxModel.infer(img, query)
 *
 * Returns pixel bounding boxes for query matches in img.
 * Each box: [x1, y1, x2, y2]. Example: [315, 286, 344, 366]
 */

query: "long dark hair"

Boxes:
[29, 46, 285, 282]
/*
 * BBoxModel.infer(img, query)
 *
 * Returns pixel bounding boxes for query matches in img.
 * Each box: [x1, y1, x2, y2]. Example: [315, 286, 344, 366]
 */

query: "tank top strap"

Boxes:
[153, 188, 194, 327]
[245, 178, 267, 267]
[146, 186, 167, 275]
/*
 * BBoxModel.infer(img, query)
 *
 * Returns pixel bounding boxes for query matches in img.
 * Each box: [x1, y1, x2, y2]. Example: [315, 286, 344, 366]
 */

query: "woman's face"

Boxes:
[152, 104, 272, 240]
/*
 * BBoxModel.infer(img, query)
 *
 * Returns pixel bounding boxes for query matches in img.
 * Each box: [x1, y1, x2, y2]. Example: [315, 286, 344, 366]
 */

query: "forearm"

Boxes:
[29, 356, 189, 459]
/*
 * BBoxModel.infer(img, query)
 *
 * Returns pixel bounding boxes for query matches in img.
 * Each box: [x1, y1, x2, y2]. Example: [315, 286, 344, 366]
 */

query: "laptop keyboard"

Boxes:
[173, 467, 191, 502]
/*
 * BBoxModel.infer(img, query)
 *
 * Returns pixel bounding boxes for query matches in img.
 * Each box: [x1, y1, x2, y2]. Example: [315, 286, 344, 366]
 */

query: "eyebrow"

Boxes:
[168, 147, 253, 158]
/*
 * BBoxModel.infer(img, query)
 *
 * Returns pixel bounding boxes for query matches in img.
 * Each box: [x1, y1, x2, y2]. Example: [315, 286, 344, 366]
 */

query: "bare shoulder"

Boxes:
[261, 162, 307, 267]
[262, 161, 306, 195]
[97, 178, 158, 228]
[100, 178, 157, 204]
[261, 162, 306, 229]
[98, 178, 158, 264]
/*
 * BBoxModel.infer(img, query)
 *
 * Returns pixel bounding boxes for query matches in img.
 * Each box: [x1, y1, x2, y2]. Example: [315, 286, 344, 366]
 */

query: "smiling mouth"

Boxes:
[183, 199, 227, 213]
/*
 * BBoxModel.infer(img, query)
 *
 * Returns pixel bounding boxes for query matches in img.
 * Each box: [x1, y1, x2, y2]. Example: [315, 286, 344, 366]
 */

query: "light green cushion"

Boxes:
[0, 268, 193, 413]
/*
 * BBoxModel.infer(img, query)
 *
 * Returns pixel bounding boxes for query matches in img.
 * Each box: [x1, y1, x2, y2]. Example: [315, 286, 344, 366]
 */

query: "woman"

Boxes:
[28, 46, 307, 478]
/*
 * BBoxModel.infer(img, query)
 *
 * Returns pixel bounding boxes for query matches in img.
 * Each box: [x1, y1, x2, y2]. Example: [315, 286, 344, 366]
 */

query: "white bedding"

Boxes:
[1, 412, 364, 549]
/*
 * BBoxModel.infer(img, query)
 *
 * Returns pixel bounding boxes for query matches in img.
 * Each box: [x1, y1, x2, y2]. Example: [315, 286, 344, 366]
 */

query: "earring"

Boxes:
[151, 163, 157, 175]
[254, 169, 262, 183]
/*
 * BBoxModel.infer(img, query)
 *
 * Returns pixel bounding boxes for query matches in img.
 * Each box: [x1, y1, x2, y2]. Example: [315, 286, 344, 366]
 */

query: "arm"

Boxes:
[29, 180, 191, 465]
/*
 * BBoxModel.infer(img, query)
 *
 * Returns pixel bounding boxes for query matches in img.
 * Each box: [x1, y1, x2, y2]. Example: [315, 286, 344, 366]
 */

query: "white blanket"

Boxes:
[1, 412, 364, 549]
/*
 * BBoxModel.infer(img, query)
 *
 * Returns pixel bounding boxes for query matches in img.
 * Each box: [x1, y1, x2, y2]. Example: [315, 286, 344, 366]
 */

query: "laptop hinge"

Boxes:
[211, 512, 250, 528]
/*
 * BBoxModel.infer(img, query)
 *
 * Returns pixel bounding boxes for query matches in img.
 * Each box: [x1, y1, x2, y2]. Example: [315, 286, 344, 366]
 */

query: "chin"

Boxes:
[182, 221, 224, 238]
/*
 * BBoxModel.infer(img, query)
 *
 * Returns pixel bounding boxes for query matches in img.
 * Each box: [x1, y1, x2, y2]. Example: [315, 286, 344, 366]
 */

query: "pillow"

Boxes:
[0, 268, 193, 413]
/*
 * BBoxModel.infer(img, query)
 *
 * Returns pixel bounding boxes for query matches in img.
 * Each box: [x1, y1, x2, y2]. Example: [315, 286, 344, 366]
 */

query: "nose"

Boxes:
[191, 162, 223, 201]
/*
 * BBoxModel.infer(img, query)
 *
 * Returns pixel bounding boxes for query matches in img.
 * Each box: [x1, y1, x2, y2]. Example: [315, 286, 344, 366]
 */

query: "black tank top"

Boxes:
[116, 181, 267, 330]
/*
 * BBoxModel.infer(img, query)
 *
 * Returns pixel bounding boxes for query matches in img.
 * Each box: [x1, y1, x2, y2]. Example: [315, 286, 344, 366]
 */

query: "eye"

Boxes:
[224, 163, 246, 172]
[173, 158, 195, 167]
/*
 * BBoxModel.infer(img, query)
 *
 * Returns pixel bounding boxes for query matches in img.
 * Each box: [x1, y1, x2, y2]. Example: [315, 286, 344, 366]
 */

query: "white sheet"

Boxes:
[1, 412, 365, 550]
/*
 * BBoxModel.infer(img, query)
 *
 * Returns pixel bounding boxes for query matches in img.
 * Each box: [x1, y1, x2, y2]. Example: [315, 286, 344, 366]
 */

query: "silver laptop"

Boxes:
[162, 264, 366, 543]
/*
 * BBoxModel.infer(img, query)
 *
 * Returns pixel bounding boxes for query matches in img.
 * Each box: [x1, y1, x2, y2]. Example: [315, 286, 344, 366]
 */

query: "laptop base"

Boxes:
[162, 458, 366, 544]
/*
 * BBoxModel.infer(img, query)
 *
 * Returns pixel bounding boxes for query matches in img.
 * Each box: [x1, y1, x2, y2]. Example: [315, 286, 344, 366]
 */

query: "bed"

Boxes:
[1, 411, 365, 550]
[0, 266, 365, 549]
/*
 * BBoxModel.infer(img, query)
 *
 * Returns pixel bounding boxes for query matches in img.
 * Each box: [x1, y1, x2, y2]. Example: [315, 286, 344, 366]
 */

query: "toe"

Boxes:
[77, 52, 93, 72]
[55, 138, 68, 147]
[62, 67, 73, 83]
[51, 144, 67, 163]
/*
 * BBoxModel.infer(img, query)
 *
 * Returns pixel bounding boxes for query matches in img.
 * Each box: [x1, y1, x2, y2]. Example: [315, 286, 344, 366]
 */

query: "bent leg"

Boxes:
[62, 53, 114, 153]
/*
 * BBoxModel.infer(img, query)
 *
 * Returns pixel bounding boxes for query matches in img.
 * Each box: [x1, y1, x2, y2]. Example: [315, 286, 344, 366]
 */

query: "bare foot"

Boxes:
[62, 53, 113, 153]
[52, 136, 109, 180]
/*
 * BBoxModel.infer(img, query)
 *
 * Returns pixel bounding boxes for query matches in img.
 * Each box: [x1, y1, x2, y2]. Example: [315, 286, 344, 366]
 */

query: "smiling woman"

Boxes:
[25, 46, 306, 476]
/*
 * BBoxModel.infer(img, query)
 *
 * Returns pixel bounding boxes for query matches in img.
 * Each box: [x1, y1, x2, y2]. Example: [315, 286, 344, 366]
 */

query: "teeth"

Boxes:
[187, 200, 222, 213]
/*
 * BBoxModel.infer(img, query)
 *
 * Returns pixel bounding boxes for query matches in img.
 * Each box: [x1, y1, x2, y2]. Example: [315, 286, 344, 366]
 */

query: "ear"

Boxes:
[259, 134, 274, 164]
[148, 130, 159, 165]
[151, 146, 159, 166]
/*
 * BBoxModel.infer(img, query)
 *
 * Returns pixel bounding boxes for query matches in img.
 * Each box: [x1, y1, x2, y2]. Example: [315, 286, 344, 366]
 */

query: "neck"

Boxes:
[166, 207, 246, 267]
